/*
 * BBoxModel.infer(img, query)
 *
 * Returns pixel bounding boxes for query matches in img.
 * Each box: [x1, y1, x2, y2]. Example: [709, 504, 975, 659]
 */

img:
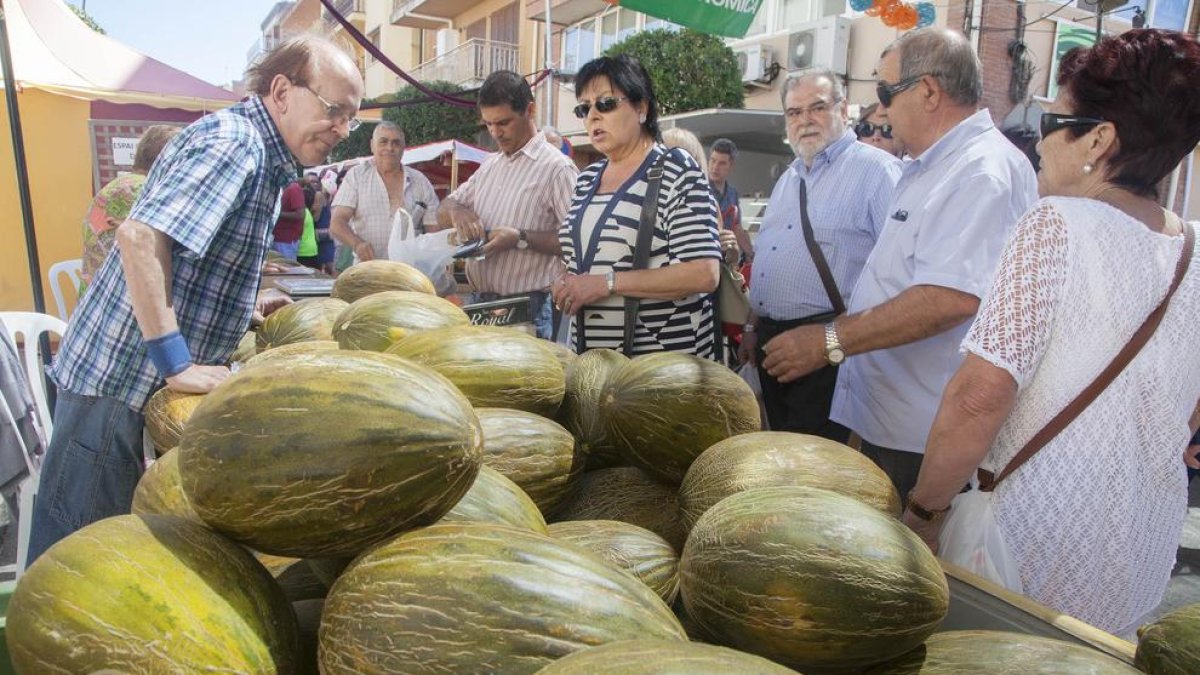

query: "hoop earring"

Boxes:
[1082, 163, 1094, 174]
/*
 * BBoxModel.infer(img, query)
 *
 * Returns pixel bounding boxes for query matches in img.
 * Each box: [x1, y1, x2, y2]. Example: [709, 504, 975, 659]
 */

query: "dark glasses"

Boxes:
[573, 96, 628, 119]
[876, 73, 932, 107]
[1040, 112, 1106, 138]
[855, 121, 893, 139]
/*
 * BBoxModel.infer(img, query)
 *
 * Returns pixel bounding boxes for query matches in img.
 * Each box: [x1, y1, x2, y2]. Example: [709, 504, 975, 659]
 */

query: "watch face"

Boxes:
[827, 348, 845, 365]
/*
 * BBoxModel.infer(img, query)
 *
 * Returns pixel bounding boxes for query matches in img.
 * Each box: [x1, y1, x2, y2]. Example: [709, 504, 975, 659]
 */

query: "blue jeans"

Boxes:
[271, 240, 300, 260]
[464, 291, 554, 340]
[27, 390, 145, 566]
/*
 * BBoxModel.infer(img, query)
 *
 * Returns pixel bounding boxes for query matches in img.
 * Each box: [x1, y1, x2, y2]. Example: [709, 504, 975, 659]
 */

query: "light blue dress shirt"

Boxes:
[831, 110, 1039, 453]
[748, 130, 902, 321]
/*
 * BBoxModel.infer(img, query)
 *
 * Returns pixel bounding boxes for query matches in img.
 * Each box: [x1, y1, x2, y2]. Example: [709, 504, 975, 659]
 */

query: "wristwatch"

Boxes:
[823, 323, 845, 366]
[906, 492, 951, 523]
[516, 230, 529, 250]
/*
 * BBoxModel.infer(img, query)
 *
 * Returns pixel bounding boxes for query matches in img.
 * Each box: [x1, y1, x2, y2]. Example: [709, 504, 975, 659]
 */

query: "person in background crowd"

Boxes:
[311, 183, 336, 275]
[296, 184, 320, 269]
[761, 28, 1038, 499]
[854, 102, 905, 158]
[543, 125, 572, 157]
[272, 180, 306, 260]
[741, 70, 901, 441]
[904, 29, 1200, 634]
[81, 125, 181, 291]
[437, 70, 578, 339]
[555, 55, 721, 357]
[330, 121, 439, 266]
[708, 138, 753, 263]
[27, 34, 363, 565]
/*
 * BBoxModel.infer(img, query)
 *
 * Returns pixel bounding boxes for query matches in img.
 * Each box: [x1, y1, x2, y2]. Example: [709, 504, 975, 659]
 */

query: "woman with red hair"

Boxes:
[903, 29, 1200, 634]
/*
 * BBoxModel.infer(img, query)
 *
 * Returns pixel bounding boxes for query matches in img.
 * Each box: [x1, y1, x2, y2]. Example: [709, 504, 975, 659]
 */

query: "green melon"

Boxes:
[679, 431, 901, 530]
[256, 297, 349, 350]
[331, 259, 435, 302]
[318, 522, 687, 674]
[871, 630, 1141, 674]
[441, 464, 549, 534]
[548, 520, 680, 604]
[1136, 602, 1200, 674]
[305, 557, 352, 592]
[602, 352, 760, 484]
[332, 290, 469, 352]
[143, 388, 205, 454]
[386, 326, 566, 417]
[7, 514, 298, 673]
[545, 340, 578, 370]
[680, 486, 949, 672]
[293, 599, 324, 675]
[558, 348, 628, 468]
[552, 467, 688, 551]
[178, 350, 483, 558]
[255, 552, 329, 603]
[535, 638, 800, 674]
[477, 407, 583, 515]
[231, 330, 257, 363]
[241, 339, 341, 369]
[130, 449, 203, 525]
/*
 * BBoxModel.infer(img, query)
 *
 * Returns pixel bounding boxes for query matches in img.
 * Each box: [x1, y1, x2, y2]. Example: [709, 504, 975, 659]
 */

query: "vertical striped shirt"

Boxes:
[748, 130, 902, 321]
[450, 132, 579, 295]
[50, 97, 296, 410]
[331, 159, 440, 261]
[559, 145, 722, 358]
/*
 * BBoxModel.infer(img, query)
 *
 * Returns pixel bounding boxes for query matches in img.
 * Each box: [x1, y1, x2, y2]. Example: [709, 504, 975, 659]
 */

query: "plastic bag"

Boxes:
[736, 362, 770, 431]
[387, 209, 456, 295]
[938, 487, 1024, 593]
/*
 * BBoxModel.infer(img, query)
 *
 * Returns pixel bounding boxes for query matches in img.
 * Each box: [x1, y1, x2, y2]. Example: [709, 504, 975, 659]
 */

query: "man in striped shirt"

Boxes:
[26, 35, 364, 565]
[741, 69, 902, 442]
[436, 70, 578, 339]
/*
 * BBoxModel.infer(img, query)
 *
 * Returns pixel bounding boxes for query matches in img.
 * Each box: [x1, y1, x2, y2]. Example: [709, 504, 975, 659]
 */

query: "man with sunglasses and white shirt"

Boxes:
[27, 36, 364, 565]
[740, 69, 901, 442]
[759, 28, 1037, 504]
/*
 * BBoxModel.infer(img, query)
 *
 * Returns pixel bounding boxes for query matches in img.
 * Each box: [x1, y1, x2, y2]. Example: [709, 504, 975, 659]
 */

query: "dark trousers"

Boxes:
[755, 315, 849, 444]
[859, 440, 924, 505]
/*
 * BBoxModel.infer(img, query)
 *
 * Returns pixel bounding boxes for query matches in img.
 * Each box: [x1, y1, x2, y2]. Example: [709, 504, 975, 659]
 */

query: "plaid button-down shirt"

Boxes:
[51, 97, 297, 411]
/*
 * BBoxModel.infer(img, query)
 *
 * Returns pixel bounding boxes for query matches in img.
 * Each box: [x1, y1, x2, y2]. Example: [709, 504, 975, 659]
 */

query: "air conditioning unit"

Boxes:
[735, 43, 772, 84]
[785, 16, 851, 76]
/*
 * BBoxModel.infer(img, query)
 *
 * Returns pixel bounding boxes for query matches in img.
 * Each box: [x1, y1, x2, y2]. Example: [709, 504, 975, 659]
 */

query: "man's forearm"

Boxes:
[837, 285, 979, 357]
[525, 229, 562, 256]
[329, 208, 362, 247]
[117, 219, 179, 339]
[437, 197, 469, 228]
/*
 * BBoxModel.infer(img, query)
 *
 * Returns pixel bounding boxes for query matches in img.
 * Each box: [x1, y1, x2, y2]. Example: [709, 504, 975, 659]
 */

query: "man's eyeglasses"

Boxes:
[784, 98, 841, 122]
[855, 121, 893, 139]
[1040, 112, 1106, 139]
[573, 96, 629, 119]
[876, 73, 934, 107]
[300, 84, 361, 132]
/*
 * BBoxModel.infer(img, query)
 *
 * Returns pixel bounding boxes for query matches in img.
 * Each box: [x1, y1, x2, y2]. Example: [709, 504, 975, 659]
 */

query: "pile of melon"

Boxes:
[7, 261, 1160, 674]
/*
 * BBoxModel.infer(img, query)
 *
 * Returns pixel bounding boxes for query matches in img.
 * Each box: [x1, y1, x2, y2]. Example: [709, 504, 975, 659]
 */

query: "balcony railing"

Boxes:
[325, 0, 366, 28]
[410, 39, 520, 88]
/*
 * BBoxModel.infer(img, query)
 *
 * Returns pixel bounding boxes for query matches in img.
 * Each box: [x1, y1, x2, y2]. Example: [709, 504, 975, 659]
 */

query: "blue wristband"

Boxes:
[145, 331, 193, 378]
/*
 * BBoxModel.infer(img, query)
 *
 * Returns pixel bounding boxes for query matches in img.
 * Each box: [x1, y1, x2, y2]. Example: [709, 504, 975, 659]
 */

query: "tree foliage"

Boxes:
[605, 29, 743, 117]
[330, 81, 482, 162]
[69, 4, 105, 34]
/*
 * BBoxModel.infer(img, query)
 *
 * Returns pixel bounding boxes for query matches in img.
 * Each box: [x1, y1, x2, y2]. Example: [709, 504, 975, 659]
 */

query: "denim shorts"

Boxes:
[26, 390, 145, 566]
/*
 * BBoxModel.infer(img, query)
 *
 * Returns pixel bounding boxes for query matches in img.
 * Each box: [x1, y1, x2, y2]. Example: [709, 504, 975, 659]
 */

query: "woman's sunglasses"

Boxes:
[573, 96, 629, 119]
[1040, 113, 1106, 138]
[855, 121, 893, 140]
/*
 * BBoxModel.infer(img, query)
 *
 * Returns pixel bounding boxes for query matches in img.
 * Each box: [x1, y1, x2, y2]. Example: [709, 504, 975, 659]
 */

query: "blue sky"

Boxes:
[65, 0, 282, 88]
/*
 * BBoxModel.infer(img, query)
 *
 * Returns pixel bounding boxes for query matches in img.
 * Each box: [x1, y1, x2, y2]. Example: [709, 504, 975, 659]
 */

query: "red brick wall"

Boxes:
[944, 0, 1024, 126]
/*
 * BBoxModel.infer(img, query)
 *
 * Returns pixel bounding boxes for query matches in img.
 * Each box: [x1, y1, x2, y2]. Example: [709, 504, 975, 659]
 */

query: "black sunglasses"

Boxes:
[876, 73, 932, 107]
[1040, 112, 1106, 138]
[573, 96, 629, 119]
[855, 121, 893, 139]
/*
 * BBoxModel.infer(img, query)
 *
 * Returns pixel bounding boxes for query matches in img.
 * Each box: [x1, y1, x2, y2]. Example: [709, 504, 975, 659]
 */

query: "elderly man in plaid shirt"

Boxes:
[26, 35, 364, 565]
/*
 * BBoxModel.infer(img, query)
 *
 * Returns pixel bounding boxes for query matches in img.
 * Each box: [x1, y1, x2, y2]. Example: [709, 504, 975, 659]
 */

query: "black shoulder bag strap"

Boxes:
[798, 178, 846, 316]
[622, 153, 668, 357]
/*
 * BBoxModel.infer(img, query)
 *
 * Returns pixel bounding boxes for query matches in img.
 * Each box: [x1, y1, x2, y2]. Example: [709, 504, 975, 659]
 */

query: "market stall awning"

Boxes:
[4, 0, 238, 112]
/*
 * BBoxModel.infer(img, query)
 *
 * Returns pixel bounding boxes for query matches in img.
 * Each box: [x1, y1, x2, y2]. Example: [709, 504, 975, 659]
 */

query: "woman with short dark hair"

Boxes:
[903, 29, 1200, 634]
[554, 55, 722, 357]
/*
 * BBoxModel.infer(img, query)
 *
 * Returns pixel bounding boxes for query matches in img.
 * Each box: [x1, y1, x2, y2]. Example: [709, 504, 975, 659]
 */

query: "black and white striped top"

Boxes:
[559, 145, 722, 358]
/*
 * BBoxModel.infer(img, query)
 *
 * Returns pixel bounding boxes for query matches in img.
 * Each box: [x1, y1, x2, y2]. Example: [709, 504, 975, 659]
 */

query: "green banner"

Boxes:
[618, 0, 766, 38]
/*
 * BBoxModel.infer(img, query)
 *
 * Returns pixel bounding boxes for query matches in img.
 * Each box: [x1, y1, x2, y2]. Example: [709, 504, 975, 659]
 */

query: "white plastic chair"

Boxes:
[48, 259, 83, 322]
[0, 395, 38, 579]
[0, 312, 67, 440]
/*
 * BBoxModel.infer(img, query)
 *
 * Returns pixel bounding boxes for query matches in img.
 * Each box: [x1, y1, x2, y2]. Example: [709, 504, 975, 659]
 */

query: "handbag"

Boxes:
[620, 153, 669, 357]
[939, 221, 1195, 588]
[716, 263, 751, 325]
[798, 178, 846, 316]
